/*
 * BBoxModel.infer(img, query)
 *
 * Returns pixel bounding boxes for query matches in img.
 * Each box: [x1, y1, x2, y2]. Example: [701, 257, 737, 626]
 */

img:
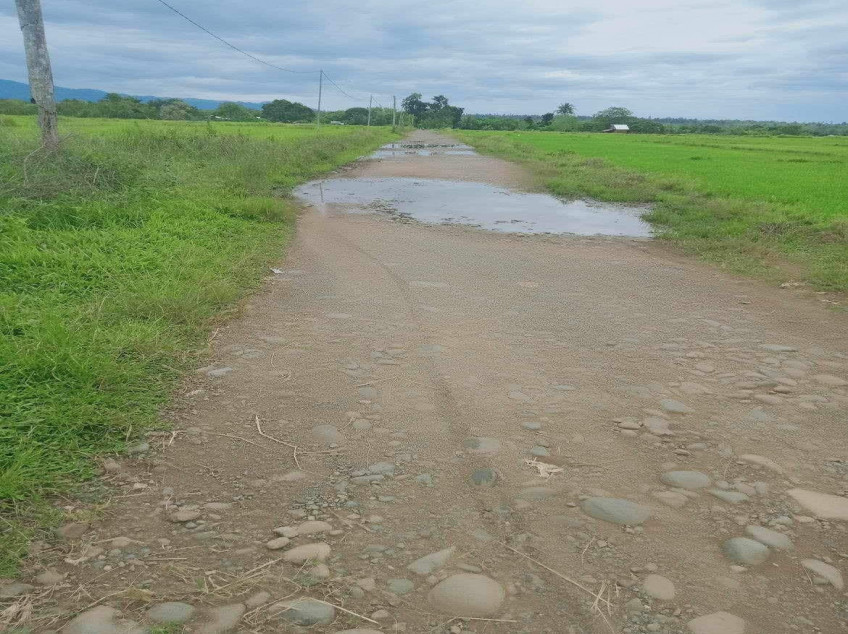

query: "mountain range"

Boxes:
[0, 79, 265, 111]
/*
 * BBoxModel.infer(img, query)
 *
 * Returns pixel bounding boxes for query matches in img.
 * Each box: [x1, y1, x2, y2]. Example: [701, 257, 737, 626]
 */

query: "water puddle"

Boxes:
[294, 177, 653, 237]
[369, 142, 477, 159]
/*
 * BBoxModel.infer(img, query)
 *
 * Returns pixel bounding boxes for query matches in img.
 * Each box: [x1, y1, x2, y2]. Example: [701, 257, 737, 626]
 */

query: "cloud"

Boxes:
[1, 0, 845, 120]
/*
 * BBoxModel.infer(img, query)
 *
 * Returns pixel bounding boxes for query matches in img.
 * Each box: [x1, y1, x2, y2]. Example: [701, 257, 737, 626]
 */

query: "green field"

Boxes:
[0, 117, 395, 572]
[455, 131, 848, 291]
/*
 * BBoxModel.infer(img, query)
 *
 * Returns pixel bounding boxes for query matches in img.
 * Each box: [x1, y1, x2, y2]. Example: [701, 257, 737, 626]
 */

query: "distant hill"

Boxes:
[0, 79, 266, 111]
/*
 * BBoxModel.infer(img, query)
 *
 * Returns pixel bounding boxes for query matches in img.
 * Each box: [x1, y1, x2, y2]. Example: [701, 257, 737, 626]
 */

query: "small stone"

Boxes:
[284, 542, 331, 563]
[801, 559, 844, 590]
[266, 536, 291, 550]
[787, 488, 848, 520]
[34, 569, 63, 586]
[812, 374, 847, 387]
[369, 461, 396, 475]
[521, 422, 542, 431]
[0, 582, 34, 598]
[312, 425, 342, 445]
[371, 609, 391, 620]
[58, 522, 89, 540]
[722, 537, 769, 565]
[65, 606, 146, 634]
[463, 437, 501, 454]
[296, 520, 333, 535]
[273, 598, 334, 626]
[169, 509, 201, 523]
[660, 471, 711, 490]
[148, 602, 196, 624]
[642, 574, 675, 601]
[581, 497, 651, 525]
[408, 547, 455, 575]
[428, 573, 505, 617]
[760, 344, 796, 352]
[275, 470, 308, 482]
[687, 611, 746, 634]
[745, 525, 793, 550]
[652, 490, 689, 508]
[274, 526, 298, 538]
[356, 577, 376, 591]
[471, 468, 498, 487]
[738, 454, 784, 474]
[708, 489, 749, 504]
[387, 578, 414, 595]
[334, 630, 384, 634]
[197, 604, 245, 634]
[126, 441, 149, 454]
[245, 591, 271, 608]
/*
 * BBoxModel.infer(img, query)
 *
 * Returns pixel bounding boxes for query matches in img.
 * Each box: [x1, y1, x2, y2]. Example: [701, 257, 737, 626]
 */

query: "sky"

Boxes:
[1, 0, 846, 121]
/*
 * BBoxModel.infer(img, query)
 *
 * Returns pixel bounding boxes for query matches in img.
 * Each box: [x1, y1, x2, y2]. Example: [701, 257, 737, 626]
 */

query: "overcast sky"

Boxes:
[2, 0, 846, 121]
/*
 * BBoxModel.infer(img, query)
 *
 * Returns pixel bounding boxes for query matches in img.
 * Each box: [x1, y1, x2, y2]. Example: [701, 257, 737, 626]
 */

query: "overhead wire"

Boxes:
[153, 0, 314, 74]
[152, 0, 395, 111]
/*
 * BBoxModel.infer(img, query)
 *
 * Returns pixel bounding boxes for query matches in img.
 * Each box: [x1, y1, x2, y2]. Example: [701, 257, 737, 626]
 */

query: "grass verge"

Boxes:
[0, 118, 395, 573]
[453, 131, 848, 292]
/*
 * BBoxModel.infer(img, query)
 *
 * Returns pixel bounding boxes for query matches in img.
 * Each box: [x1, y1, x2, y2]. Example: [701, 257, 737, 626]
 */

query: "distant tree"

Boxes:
[159, 100, 197, 120]
[56, 99, 94, 117]
[213, 102, 256, 121]
[261, 99, 314, 123]
[541, 112, 554, 126]
[523, 116, 535, 129]
[556, 102, 575, 116]
[592, 106, 633, 125]
[401, 93, 429, 120]
[342, 107, 369, 125]
[98, 93, 155, 119]
[431, 95, 449, 110]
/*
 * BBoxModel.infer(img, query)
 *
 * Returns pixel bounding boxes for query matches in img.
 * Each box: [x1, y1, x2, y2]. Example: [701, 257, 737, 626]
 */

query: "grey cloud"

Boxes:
[0, 0, 845, 120]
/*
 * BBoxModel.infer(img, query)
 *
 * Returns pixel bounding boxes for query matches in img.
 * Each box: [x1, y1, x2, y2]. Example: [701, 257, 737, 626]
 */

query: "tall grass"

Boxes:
[0, 119, 395, 572]
[455, 131, 848, 291]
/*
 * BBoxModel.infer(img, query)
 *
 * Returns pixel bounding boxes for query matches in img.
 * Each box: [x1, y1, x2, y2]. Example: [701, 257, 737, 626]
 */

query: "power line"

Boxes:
[153, 0, 314, 75]
[152, 0, 397, 110]
[321, 70, 365, 102]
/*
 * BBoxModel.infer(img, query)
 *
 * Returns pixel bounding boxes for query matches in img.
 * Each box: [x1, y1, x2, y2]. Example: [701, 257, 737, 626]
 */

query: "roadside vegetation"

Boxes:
[454, 131, 848, 291]
[0, 117, 395, 572]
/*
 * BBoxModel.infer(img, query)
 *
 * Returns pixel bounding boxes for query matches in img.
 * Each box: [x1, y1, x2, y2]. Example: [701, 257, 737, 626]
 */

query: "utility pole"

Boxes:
[367, 95, 372, 127]
[392, 95, 397, 131]
[15, 0, 58, 151]
[316, 69, 323, 128]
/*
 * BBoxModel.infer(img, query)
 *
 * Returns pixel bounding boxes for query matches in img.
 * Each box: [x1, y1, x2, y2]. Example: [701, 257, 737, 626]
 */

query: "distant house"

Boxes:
[603, 124, 630, 133]
[329, 120, 345, 125]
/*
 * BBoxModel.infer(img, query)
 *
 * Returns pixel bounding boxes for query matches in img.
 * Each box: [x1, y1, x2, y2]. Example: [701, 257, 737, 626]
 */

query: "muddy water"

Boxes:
[294, 176, 653, 237]
[370, 142, 477, 159]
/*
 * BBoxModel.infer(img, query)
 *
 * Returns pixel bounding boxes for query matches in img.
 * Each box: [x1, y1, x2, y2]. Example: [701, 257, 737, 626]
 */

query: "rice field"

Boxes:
[456, 131, 848, 291]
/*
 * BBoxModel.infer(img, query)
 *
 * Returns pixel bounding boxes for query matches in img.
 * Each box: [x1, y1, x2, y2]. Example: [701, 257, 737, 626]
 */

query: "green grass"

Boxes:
[454, 131, 848, 291]
[0, 117, 396, 572]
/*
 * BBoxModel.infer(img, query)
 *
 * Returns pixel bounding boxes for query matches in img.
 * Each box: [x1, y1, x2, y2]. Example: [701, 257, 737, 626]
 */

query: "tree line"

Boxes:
[0, 93, 396, 125]
[2, 92, 845, 136]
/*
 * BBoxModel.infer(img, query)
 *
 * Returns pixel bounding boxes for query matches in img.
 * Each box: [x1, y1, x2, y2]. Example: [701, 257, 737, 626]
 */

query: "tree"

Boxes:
[431, 95, 449, 110]
[159, 100, 196, 120]
[15, 0, 59, 150]
[98, 93, 155, 119]
[212, 102, 256, 121]
[593, 106, 633, 121]
[342, 107, 369, 125]
[556, 102, 575, 116]
[541, 113, 554, 126]
[401, 93, 428, 119]
[261, 99, 314, 123]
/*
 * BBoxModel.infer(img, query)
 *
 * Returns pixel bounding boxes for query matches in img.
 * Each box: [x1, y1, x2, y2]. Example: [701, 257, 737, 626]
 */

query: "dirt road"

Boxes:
[15, 131, 848, 633]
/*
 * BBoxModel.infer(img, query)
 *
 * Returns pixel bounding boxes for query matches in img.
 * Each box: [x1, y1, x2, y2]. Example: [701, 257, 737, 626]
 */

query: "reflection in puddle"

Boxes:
[294, 177, 653, 237]
[369, 142, 477, 158]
